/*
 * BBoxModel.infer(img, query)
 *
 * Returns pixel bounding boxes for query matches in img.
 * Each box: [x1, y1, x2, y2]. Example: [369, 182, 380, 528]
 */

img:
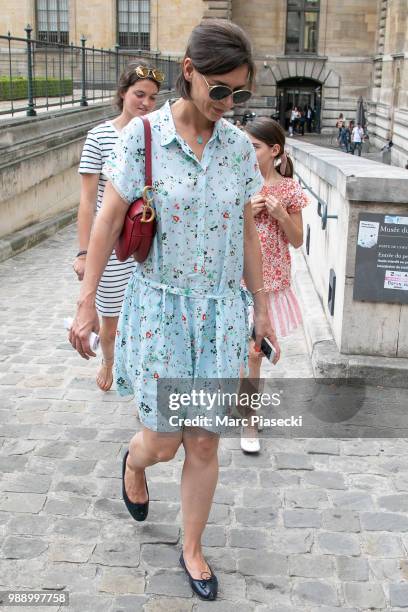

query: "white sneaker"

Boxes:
[240, 427, 261, 453]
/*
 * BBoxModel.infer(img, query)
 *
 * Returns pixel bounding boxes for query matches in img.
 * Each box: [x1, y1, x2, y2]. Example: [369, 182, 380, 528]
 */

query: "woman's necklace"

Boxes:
[197, 135, 204, 145]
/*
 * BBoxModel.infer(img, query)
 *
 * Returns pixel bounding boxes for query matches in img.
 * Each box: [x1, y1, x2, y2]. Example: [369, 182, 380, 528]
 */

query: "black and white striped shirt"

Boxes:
[78, 120, 135, 317]
[79, 121, 119, 211]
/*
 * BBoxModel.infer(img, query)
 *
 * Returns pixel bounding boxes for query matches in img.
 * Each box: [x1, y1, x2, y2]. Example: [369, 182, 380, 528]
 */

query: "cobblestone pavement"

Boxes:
[1, 224, 408, 612]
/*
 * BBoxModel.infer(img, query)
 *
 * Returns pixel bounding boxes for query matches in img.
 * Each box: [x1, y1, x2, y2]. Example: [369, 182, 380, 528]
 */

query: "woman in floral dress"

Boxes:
[69, 20, 279, 600]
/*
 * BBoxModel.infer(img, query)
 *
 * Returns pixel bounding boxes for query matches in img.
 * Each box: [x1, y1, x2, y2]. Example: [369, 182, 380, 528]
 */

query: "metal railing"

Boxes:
[294, 171, 338, 230]
[0, 26, 180, 118]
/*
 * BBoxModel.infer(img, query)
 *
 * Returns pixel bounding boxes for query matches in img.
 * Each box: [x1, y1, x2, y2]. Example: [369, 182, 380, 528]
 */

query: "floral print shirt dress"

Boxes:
[103, 101, 263, 431]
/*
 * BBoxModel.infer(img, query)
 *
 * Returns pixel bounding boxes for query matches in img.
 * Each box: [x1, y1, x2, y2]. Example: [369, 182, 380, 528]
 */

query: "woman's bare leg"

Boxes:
[125, 427, 183, 503]
[96, 315, 118, 391]
[181, 429, 220, 578]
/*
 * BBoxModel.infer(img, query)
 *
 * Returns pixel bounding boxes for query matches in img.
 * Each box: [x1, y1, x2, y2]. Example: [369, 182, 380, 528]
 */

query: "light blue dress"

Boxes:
[103, 101, 263, 431]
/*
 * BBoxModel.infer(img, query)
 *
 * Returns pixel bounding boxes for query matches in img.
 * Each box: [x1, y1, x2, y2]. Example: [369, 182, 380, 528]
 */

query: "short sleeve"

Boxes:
[287, 179, 309, 214]
[102, 118, 145, 204]
[79, 130, 102, 174]
[241, 137, 263, 204]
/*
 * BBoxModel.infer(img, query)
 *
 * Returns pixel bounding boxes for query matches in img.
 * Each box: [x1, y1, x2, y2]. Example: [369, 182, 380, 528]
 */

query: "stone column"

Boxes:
[202, 0, 232, 20]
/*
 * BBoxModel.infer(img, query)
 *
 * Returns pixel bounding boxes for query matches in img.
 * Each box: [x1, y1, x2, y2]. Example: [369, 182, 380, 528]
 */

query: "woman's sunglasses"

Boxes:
[135, 65, 165, 83]
[200, 73, 252, 104]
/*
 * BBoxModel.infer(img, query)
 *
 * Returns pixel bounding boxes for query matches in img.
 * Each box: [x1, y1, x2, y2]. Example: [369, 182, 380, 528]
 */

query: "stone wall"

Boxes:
[0, 0, 34, 37]
[286, 138, 408, 358]
[231, 0, 378, 132]
[232, 0, 286, 55]
[70, 0, 116, 49]
[322, 0, 377, 57]
[0, 91, 172, 239]
[368, 0, 408, 167]
[151, 0, 204, 56]
[203, 0, 232, 20]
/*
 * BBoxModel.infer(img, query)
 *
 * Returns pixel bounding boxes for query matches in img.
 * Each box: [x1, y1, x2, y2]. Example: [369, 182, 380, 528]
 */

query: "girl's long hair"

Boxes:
[246, 118, 293, 178]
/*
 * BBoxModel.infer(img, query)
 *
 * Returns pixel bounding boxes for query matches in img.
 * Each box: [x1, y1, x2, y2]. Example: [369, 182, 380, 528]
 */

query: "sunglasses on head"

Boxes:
[200, 73, 252, 104]
[135, 65, 165, 83]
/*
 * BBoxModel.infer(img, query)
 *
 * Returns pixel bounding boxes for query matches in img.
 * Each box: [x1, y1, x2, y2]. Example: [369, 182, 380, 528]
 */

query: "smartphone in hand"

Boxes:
[251, 326, 276, 363]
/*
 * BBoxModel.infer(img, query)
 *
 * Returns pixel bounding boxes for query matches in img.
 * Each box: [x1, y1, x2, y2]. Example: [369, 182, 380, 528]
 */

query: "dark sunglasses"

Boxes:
[200, 73, 252, 104]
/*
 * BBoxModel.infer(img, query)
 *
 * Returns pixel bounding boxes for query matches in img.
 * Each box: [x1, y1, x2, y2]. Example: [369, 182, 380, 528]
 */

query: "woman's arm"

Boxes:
[73, 173, 99, 280]
[69, 182, 128, 358]
[243, 202, 280, 363]
[265, 196, 304, 248]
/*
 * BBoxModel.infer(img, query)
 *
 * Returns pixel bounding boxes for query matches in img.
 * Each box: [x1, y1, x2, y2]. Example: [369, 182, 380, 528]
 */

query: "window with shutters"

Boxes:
[36, 0, 69, 45]
[286, 0, 320, 55]
[117, 0, 150, 50]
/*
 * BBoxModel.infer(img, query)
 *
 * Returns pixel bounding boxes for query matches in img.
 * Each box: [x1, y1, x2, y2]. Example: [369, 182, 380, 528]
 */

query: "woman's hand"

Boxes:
[252, 306, 281, 365]
[69, 300, 100, 360]
[250, 194, 266, 218]
[73, 255, 86, 281]
[265, 195, 287, 223]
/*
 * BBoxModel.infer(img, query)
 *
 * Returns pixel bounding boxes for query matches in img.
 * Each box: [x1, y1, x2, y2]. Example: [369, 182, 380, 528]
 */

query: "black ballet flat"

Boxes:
[179, 553, 218, 601]
[122, 450, 149, 522]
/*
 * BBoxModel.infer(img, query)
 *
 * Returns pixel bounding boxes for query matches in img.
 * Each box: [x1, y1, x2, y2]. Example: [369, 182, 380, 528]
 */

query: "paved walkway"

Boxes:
[300, 133, 385, 164]
[0, 224, 408, 611]
[0, 91, 113, 121]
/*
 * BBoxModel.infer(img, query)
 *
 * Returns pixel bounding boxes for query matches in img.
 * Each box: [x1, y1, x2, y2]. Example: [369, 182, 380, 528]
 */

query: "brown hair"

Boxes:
[246, 118, 294, 178]
[114, 61, 161, 111]
[176, 19, 255, 100]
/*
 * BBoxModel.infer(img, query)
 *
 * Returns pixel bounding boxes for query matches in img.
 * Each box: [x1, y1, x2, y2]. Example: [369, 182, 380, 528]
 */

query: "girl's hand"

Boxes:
[265, 195, 288, 223]
[249, 338, 263, 362]
[73, 256, 86, 281]
[252, 308, 281, 365]
[69, 301, 100, 360]
[251, 194, 266, 218]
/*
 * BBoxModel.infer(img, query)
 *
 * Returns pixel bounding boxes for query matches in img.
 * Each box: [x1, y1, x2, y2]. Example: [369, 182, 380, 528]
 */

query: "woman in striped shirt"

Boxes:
[74, 63, 162, 390]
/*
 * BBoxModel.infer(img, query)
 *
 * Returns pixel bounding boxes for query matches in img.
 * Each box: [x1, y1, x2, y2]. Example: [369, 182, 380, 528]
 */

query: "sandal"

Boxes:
[96, 358, 114, 392]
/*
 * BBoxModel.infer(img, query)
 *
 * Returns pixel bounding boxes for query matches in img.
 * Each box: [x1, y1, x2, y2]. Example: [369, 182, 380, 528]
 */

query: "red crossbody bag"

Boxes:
[115, 116, 156, 263]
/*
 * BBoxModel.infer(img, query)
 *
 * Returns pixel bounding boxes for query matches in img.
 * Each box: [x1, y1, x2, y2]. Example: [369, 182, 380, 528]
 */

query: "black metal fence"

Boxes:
[0, 26, 180, 118]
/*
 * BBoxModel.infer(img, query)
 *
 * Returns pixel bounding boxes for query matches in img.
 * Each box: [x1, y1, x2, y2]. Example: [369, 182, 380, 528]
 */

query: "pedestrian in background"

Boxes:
[241, 118, 308, 453]
[299, 109, 306, 136]
[351, 122, 364, 156]
[69, 19, 279, 601]
[336, 112, 345, 140]
[339, 121, 351, 153]
[306, 105, 313, 132]
[73, 63, 162, 391]
[289, 106, 299, 136]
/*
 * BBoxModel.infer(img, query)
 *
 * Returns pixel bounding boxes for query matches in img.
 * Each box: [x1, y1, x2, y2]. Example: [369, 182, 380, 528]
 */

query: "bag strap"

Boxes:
[140, 116, 152, 187]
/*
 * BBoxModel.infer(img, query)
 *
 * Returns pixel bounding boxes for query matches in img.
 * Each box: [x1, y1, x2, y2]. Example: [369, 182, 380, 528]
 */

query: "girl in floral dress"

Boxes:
[240, 118, 308, 453]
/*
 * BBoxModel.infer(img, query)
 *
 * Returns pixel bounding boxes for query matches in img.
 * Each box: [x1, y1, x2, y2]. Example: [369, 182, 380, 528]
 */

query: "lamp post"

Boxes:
[25, 25, 36, 117]
[80, 35, 88, 107]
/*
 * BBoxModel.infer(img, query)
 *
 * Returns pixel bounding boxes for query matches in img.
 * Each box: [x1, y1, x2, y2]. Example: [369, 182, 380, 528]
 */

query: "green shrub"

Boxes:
[0, 76, 73, 101]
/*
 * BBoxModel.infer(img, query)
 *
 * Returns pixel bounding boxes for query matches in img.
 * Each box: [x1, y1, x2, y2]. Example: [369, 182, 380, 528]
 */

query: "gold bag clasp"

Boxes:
[141, 185, 155, 222]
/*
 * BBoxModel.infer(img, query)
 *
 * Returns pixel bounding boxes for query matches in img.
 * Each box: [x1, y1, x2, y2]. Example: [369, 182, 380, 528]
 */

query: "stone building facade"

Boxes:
[368, 0, 408, 167]
[1, 0, 407, 165]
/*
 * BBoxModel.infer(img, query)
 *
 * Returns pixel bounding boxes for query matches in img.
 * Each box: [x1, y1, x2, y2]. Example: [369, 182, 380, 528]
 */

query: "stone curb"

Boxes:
[292, 248, 408, 385]
[0, 208, 77, 263]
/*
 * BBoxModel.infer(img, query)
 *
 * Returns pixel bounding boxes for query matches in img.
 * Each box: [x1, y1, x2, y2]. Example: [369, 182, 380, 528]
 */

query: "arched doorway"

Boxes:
[277, 77, 322, 132]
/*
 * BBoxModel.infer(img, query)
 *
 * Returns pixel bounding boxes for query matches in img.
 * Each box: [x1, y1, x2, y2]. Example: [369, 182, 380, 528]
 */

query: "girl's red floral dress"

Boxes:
[254, 177, 308, 336]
